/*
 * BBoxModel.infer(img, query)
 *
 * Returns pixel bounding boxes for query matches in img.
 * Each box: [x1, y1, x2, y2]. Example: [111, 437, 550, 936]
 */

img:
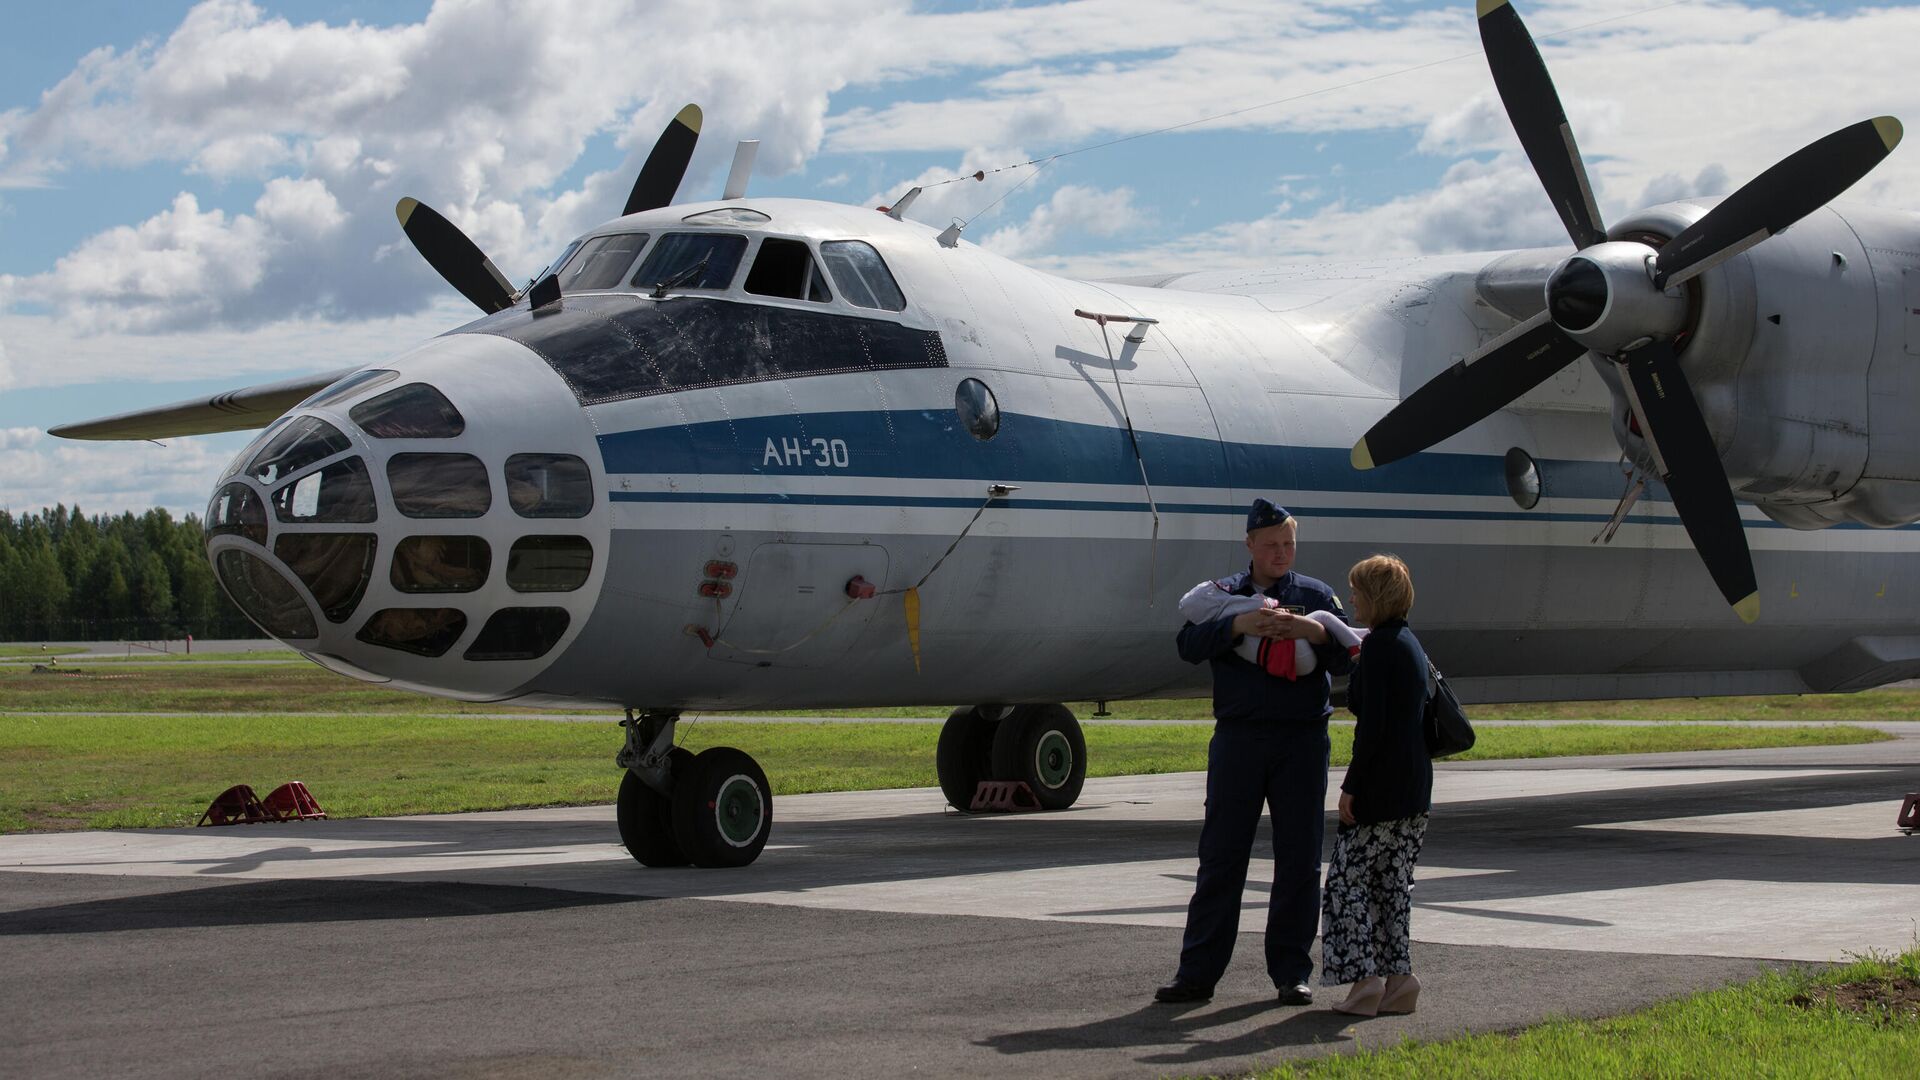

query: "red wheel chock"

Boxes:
[1899, 792, 1919, 834]
[969, 780, 1042, 812]
[197, 781, 327, 826]
[198, 784, 269, 826]
[261, 781, 327, 821]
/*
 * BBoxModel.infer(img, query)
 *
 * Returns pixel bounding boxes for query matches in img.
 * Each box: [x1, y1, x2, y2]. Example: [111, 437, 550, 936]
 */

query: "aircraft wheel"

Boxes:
[990, 704, 1087, 810]
[936, 706, 1003, 810]
[671, 746, 773, 868]
[617, 746, 694, 867]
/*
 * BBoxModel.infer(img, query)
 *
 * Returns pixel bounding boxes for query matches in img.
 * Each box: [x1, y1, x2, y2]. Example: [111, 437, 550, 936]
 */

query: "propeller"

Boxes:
[394, 197, 516, 314]
[625, 103, 703, 215]
[1619, 339, 1759, 622]
[398, 104, 705, 314]
[1351, 0, 1902, 621]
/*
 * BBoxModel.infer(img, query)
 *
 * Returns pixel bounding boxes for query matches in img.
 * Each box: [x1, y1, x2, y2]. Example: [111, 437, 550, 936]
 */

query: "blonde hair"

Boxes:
[1348, 554, 1414, 623]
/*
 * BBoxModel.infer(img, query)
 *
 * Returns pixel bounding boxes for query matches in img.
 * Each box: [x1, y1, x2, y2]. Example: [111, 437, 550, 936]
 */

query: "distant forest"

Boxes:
[0, 506, 262, 642]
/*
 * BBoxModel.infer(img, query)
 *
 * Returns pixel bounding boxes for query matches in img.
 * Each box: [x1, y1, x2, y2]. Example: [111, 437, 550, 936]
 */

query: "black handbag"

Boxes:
[1424, 661, 1476, 758]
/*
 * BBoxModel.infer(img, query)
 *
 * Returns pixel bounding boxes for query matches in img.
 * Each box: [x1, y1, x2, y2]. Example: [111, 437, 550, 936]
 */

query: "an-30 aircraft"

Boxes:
[50, 2, 1920, 867]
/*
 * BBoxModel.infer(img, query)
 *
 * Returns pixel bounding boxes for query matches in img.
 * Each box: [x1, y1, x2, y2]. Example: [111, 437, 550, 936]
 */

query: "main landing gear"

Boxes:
[936, 704, 1088, 812]
[616, 710, 772, 868]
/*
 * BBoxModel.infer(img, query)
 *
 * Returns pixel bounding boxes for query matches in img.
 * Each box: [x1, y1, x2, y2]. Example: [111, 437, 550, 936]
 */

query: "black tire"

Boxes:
[936, 706, 1001, 811]
[670, 746, 773, 868]
[617, 746, 694, 867]
[990, 704, 1087, 810]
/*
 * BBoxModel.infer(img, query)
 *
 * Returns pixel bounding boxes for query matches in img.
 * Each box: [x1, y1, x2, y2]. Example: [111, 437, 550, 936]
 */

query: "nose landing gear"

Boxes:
[937, 704, 1088, 812]
[616, 711, 772, 868]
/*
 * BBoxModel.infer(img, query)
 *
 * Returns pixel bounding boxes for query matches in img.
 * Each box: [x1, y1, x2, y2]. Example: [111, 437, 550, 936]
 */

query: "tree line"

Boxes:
[0, 506, 264, 642]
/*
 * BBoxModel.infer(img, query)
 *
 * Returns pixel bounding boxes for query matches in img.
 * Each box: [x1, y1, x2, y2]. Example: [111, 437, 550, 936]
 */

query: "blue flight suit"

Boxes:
[1173, 567, 1354, 989]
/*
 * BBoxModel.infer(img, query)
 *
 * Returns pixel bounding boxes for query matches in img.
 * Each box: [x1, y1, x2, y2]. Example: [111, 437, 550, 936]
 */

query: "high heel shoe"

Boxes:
[1378, 973, 1421, 1014]
[1331, 976, 1386, 1016]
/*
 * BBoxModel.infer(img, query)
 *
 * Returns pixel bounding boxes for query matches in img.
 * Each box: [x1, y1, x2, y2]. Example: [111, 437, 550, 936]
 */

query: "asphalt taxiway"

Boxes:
[2, 732, 1915, 1078]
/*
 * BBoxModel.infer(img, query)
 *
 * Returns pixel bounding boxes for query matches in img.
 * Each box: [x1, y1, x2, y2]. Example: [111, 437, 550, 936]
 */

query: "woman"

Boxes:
[1321, 554, 1432, 1016]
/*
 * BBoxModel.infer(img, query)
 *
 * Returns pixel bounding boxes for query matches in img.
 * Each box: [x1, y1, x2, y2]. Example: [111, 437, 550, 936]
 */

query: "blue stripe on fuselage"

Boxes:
[596, 408, 1646, 502]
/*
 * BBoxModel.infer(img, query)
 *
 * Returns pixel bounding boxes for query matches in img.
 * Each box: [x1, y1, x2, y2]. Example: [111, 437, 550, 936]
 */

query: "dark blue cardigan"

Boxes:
[1342, 619, 1433, 825]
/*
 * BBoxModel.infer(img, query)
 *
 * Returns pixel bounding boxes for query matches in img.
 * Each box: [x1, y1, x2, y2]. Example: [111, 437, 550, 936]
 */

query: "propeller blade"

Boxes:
[1653, 116, 1903, 290]
[624, 103, 702, 216]
[1478, 0, 1607, 249]
[1353, 311, 1587, 469]
[1619, 341, 1759, 622]
[395, 197, 515, 314]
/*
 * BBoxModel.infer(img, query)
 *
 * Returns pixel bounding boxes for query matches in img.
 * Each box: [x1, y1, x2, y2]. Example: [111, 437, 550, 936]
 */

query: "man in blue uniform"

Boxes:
[1156, 499, 1354, 1006]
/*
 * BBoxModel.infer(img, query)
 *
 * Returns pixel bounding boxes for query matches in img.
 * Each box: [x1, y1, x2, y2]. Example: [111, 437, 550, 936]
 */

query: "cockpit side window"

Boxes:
[744, 238, 831, 303]
[351, 383, 465, 439]
[558, 234, 649, 292]
[248, 416, 351, 486]
[273, 457, 377, 524]
[631, 233, 747, 292]
[820, 240, 906, 311]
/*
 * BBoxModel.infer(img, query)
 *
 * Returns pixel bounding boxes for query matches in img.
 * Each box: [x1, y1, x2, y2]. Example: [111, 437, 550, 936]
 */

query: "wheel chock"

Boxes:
[969, 780, 1042, 813]
[1899, 792, 1919, 834]
[262, 781, 327, 821]
[197, 784, 269, 827]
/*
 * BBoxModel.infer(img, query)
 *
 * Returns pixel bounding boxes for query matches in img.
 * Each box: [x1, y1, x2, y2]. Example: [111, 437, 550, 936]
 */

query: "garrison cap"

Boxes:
[1246, 498, 1293, 533]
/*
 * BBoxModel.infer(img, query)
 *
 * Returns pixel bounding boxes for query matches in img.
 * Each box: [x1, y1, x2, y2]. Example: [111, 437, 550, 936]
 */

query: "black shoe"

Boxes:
[1277, 982, 1314, 1006]
[1154, 980, 1214, 1003]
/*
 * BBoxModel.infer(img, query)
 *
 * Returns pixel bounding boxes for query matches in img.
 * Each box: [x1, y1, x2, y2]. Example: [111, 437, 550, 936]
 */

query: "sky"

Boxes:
[2, 0, 1917, 518]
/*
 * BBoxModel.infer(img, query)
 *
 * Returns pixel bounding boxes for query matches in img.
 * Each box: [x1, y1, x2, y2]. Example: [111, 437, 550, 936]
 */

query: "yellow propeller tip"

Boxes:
[1476, 0, 1511, 18]
[1874, 116, 1903, 151]
[395, 197, 419, 225]
[1350, 440, 1375, 471]
[675, 103, 703, 135]
[1733, 592, 1760, 624]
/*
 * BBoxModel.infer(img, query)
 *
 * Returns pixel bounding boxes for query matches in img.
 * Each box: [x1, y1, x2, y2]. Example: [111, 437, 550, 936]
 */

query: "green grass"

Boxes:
[0, 648, 300, 664]
[0, 714, 1889, 833]
[0, 644, 76, 658]
[1255, 949, 1920, 1079]
[8, 661, 1920, 722]
[0, 663, 518, 714]
[60, 648, 301, 663]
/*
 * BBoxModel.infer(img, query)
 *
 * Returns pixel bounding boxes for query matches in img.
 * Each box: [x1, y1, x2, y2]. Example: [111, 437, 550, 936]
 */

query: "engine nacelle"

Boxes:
[1598, 200, 1920, 529]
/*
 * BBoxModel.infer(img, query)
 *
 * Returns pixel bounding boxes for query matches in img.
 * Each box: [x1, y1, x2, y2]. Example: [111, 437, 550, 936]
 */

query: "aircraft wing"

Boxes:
[47, 367, 358, 441]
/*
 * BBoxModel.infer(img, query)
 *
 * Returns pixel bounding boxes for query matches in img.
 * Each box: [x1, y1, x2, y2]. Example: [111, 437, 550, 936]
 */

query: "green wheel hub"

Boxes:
[1033, 729, 1074, 789]
[714, 774, 764, 846]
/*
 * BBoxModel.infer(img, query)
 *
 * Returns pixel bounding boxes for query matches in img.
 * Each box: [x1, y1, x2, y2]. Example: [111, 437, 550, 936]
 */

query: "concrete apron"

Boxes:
[3, 747, 1916, 964]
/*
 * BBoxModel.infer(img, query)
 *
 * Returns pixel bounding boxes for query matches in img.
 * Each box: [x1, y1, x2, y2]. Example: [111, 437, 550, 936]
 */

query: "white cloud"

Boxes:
[1640, 164, 1731, 208]
[980, 183, 1145, 259]
[0, 427, 41, 451]
[0, 430, 245, 517]
[0, 300, 468, 392]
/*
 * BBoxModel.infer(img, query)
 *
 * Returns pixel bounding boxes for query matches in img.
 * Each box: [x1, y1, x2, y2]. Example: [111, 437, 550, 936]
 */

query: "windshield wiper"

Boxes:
[651, 255, 711, 299]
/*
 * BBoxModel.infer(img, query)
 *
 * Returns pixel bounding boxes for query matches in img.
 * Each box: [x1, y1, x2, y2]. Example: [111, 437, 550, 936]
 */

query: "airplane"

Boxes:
[46, 0, 1920, 868]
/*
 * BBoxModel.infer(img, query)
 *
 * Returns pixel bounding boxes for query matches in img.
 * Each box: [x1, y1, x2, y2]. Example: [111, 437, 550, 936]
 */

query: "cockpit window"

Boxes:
[351, 383, 465, 439]
[274, 533, 377, 624]
[301, 368, 399, 411]
[745, 238, 831, 303]
[558, 233, 649, 292]
[388, 453, 492, 519]
[206, 482, 268, 546]
[215, 549, 318, 640]
[392, 535, 491, 593]
[631, 232, 747, 292]
[507, 536, 593, 592]
[357, 607, 468, 657]
[504, 454, 593, 518]
[464, 607, 571, 661]
[821, 240, 906, 311]
[273, 456, 377, 523]
[248, 416, 351, 486]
